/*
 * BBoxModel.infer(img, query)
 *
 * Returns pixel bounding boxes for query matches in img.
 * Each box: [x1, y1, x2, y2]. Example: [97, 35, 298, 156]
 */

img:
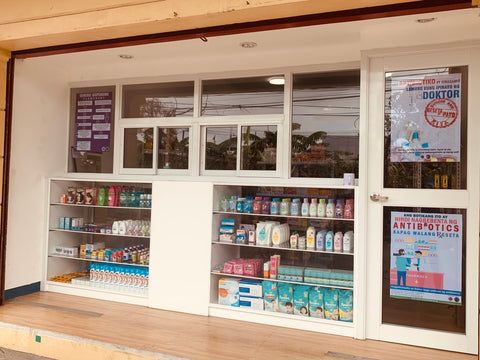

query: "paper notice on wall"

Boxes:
[74, 92, 112, 153]
[390, 211, 462, 305]
[389, 73, 461, 162]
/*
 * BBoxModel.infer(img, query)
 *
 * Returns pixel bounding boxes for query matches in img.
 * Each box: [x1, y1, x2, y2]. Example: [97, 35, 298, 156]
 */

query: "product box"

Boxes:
[64, 217, 72, 230]
[80, 244, 87, 259]
[239, 296, 264, 310]
[218, 278, 240, 307]
[86, 242, 106, 252]
[62, 247, 79, 257]
[59, 217, 65, 230]
[239, 279, 263, 298]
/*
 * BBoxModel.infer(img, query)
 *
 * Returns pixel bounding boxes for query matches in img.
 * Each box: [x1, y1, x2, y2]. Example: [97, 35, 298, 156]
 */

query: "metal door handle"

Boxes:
[370, 193, 389, 202]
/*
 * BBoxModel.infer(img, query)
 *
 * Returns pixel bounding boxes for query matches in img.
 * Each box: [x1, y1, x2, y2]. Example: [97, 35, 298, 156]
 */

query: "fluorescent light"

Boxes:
[268, 76, 285, 85]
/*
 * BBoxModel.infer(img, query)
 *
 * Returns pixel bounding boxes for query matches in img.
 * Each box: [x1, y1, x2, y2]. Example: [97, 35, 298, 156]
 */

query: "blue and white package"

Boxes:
[278, 282, 294, 314]
[262, 281, 279, 312]
[293, 285, 310, 316]
[338, 289, 353, 322]
[309, 287, 325, 318]
[324, 288, 339, 320]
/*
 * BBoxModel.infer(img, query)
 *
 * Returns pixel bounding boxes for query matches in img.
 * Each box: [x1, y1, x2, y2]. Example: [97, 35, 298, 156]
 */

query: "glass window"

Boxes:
[291, 70, 360, 178]
[201, 76, 284, 116]
[241, 125, 277, 171]
[382, 206, 466, 333]
[158, 128, 189, 170]
[205, 127, 237, 170]
[122, 82, 194, 118]
[68, 86, 115, 173]
[123, 128, 154, 169]
[384, 67, 468, 189]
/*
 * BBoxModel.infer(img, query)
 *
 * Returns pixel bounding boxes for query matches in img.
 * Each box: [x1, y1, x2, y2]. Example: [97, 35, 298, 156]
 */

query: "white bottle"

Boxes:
[301, 198, 309, 217]
[306, 226, 316, 250]
[317, 199, 326, 217]
[343, 231, 354, 253]
[112, 221, 119, 235]
[326, 199, 335, 218]
[118, 221, 127, 235]
[309, 198, 318, 217]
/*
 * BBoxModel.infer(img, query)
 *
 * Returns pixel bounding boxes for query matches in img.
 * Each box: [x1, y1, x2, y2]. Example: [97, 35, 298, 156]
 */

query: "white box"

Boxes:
[240, 296, 264, 310]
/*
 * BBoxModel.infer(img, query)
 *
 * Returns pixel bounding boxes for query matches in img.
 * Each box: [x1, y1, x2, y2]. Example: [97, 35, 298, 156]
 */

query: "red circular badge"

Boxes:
[424, 98, 458, 128]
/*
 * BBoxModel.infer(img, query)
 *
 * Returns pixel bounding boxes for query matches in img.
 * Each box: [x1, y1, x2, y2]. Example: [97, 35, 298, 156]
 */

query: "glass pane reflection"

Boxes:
[205, 127, 237, 170]
[241, 125, 277, 171]
[291, 70, 360, 178]
[158, 128, 189, 170]
[123, 128, 154, 168]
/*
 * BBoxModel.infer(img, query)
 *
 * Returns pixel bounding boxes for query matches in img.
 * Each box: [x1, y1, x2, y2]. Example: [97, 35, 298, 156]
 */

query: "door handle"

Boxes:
[370, 193, 389, 202]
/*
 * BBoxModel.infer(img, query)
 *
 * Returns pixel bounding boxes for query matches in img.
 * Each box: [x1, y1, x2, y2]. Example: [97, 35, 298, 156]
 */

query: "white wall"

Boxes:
[5, 8, 479, 292]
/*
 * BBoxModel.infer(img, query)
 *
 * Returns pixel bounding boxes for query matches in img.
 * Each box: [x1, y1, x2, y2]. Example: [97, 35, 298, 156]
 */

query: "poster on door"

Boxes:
[389, 73, 461, 162]
[74, 91, 112, 153]
[390, 211, 462, 305]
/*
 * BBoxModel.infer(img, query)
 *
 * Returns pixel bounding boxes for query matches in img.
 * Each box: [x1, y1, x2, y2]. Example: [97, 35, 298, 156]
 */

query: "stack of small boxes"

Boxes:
[218, 278, 263, 310]
[304, 268, 353, 287]
[277, 265, 304, 282]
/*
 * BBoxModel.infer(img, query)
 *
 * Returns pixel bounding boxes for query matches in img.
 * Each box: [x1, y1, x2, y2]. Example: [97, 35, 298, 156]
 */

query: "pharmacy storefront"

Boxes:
[4, 7, 480, 355]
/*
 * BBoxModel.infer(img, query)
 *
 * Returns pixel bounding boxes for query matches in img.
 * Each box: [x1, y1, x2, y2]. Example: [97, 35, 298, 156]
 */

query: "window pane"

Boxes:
[291, 70, 360, 178]
[382, 206, 465, 333]
[384, 67, 467, 189]
[158, 128, 189, 169]
[241, 125, 277, 171]
[205, 127, 237, 170]
[68, 86, 115, 173]
[123, 128, 154, 168]
[122, 82, 194, 118]
[202, 76, 284, 116]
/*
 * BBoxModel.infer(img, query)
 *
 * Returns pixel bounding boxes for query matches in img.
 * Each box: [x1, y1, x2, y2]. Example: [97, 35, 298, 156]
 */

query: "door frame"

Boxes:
[362, 41, 480, 354]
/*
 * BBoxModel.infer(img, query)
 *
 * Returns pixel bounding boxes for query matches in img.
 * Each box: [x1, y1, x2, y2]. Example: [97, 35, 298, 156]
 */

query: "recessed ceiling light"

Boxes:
[268, 76, 285, 85]
[415, 17, 437, 23]
[240, 41, 257, 48]
[118, 54, 134, 59]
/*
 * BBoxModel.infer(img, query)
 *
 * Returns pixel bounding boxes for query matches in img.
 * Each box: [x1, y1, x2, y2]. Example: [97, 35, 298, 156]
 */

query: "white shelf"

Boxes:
[45, 281, 148, 306]
[49, 228, 150, 239]
[211, 240, 354, 255]
[210, 271, 353, 290]
[213, 210, 354, 221]
[50, 202, 151, 210]
[48, 254, 149, 267]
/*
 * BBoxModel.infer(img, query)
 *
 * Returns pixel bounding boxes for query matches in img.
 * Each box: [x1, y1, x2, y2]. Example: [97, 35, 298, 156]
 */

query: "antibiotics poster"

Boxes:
[389, 73, 461, 162]
[390, 211, 462, 305]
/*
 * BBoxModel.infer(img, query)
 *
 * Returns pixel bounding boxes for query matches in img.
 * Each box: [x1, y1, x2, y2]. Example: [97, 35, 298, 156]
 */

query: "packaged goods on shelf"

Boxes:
[49, 272, 89, 283]
[324, 288, 340, 321]
[278, 282, 294, 314]
[53, 246, 79, 257]
[218, 278, 240, 307]
[219, 218, 235, 243]
[304, 268, 353, 287]
[269, 254, 280, 279]
[256, 221, 279, 246]
[309, 287, 325, 319]
[239, 296, 264, 310]
[277, 265, 304, 282]
[338, 289, 353, 322]
[89, 263, 149, 295]
[271, 223, 290, 247]
[262, 281, 279, 312]
[60, 185, 151, 208]
[293, 285, 311, 316]
[239, 279, 263, 298]
[222, 258, 263, 276]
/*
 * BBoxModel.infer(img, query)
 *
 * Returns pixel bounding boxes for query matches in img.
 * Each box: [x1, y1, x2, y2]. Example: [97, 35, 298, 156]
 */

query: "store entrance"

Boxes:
[364, 46, 478, 354]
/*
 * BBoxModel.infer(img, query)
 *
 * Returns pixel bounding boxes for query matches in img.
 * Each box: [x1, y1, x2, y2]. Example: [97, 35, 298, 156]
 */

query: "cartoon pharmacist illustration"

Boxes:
[395, 249, 411, 286]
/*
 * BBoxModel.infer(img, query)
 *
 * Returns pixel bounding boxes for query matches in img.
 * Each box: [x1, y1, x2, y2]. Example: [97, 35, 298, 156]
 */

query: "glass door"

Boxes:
[365, 47, 479, 354]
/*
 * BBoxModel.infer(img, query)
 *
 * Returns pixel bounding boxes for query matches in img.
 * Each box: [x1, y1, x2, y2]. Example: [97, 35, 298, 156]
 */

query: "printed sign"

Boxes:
[75, 92, 112, 152]
[390, 211, 462, 305]
[389, 73, 461, 162]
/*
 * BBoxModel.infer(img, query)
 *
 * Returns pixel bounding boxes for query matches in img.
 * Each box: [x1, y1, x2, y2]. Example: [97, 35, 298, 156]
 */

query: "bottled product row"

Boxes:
[214, 254, 353, 288]
[59, 184, 152, 208]
[218, 217, 354, 253]
[219, 194, 354, 219]
[57, 217, 151, 237]
[48, 264, 149, 297]
[218, 278, 353, 322]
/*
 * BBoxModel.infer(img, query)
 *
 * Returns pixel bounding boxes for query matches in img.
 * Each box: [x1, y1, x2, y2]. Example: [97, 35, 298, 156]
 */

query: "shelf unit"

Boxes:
[209, 184, 357, 336]
[45, 178, 152, 306]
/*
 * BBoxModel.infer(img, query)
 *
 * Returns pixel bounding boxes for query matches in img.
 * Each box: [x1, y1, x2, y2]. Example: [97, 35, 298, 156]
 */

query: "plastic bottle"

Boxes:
[344, 199, 354, 219]
[317, 198, 326, 217]
[309, 198, 318, 217]
[325, 231, 334, 251]
[334, 232, 343, 252]
[290, 198, 301, 216]
[220, 195, 230, 212]
[270, 198, 280, 215]
[115, 186, 122, 207]
[108, 186, 116, 207]
[119, 187, 128, 207]
[301, 198, 309, 217]
[98, 187, 106, 206]
[343, 231, 354, 253]
[326, 199, 335, 218]
[316, 230, 326, 251]
[261, 197, 271, 214]
[335, 199, 345, 218]
[236, 198, 245, 213]
[280, 198, 291, 216]
[253, 197, 262, 214]
[244, 196, 254, 213]
[306, 226, 316, 250]
[146, 194, 152, 208]
[229, 195, 238, 212]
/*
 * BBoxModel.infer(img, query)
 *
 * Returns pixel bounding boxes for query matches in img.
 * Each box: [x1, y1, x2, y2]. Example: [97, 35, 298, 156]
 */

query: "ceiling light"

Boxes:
[415, 17, 437, 23]
[118, 54, 134, 59]
[268, 76, 285, 85]
[240, 41, 257, 48]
